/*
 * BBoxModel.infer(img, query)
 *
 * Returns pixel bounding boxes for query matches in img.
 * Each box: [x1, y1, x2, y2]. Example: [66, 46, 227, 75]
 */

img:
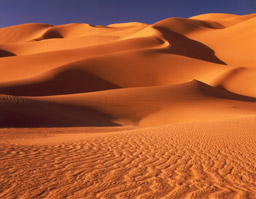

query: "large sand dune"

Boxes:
[1, 13, 256, 198]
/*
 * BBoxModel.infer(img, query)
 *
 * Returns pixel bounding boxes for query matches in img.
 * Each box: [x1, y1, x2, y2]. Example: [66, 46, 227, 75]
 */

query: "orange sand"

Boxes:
[1, 13, 256, 198]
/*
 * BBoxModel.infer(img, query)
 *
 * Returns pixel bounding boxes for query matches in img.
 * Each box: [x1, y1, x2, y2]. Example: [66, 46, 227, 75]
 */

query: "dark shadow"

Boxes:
[153, 26, 226, 65]
[0, 68, 120, 96]
[34, 30, 63, 41]
[0, 96, 120, 127]
[194, 80, 256, 102]
[0, 49, 16, 58]
[43, 30, 63, 39]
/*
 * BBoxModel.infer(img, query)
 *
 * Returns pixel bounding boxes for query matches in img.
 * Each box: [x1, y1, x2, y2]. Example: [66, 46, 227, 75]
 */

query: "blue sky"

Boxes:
[0, 0, 255, 27]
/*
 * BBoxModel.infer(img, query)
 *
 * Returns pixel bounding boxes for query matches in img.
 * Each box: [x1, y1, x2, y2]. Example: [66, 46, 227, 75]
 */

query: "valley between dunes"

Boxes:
[1, 13, 256, 198]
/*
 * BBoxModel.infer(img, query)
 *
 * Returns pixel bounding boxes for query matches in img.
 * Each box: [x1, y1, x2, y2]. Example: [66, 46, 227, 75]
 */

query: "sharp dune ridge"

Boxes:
[1, 13, 256, 198]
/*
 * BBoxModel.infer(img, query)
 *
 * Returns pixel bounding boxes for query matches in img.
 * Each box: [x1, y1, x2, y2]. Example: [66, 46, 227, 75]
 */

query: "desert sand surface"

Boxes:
[1, 13, 256, 198]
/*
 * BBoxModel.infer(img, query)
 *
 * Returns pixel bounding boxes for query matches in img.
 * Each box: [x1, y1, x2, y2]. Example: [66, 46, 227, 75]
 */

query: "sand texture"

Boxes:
[1, 13, 256, 198]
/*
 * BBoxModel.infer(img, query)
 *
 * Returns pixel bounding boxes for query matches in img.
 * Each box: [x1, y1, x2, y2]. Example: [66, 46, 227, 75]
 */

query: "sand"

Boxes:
[1, 13, 256, 198]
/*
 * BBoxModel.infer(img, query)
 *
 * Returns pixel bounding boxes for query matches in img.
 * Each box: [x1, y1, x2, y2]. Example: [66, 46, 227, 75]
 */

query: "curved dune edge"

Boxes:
[1, 13, 256, 198]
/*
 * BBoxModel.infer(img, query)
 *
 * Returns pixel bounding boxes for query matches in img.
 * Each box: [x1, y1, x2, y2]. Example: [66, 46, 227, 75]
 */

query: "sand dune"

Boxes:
[0, 23, 52, 44]
[1, 13, 256, 198]
[0, 52, 225, 95]
[2, 80, 256, 127]
[188, 14, 256, 67]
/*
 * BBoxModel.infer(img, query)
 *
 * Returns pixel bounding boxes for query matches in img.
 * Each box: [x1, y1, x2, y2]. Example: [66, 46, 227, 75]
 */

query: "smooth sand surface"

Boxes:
[1, 13, 256, 198]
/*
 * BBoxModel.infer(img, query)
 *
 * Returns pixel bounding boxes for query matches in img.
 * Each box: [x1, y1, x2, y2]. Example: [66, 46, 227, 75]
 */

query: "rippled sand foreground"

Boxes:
[1, 118, 256, 198]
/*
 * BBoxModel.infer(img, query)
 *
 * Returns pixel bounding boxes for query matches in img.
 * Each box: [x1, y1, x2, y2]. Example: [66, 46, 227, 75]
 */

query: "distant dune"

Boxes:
[1, 13, 256, 198]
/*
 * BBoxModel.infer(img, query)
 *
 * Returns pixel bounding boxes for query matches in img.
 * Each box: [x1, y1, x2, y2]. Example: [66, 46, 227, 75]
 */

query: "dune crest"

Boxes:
[1, 13, 256, 198]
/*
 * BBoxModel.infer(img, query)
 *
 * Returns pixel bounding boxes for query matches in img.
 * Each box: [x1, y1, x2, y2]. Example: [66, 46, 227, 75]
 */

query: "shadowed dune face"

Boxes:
[36, 29, 64, 40]
[0, 68, 120, 96]
[152, 17, 227, 64]
[1, 13, 256, 198]
[153, 26, 226, 64]
[0, 49, 16, 58]
[0, 95, 119, 127]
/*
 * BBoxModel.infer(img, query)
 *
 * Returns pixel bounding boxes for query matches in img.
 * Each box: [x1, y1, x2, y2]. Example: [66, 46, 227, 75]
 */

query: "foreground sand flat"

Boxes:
[1, 13, 256, 198]
[1, 118, 256, 198]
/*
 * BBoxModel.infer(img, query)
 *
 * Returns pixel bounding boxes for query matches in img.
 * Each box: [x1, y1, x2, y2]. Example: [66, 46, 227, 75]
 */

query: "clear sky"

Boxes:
[0, 0, 255, 27]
